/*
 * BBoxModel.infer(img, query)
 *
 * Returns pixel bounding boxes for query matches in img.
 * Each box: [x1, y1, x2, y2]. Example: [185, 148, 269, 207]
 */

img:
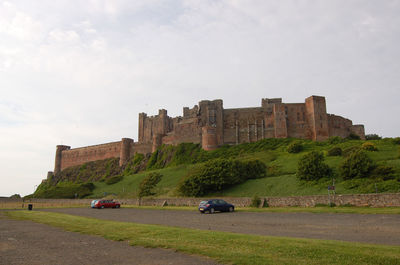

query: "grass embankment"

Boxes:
[122, 205, 400, 214]
[90, 139, 400, 198]
[6, 211, 400, 265]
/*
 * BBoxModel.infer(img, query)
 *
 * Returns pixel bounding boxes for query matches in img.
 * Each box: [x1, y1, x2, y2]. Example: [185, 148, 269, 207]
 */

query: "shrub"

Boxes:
[242, 159, 267, 179]
[105, 175, 123, 185]
[327, 136, 345, 145]
[123, 153, 145, 175]
[287, 141, 303, 153]
[370, 165, 396, 180]
[340, 150, 375, 180]
[138, 172, 163, 198]
[297, 151, 332, 181]
[343, 146, 361, 157]
[362, 142, 378, 151]
[177, 158, 266, 197]
[33, 182, 95, 199]
[393, 137, 400, 145]
[327, 147, 342, 156]
[250, 195, 261, 207]
[347, 133, 361, 140]
[365, 134, 382, 140]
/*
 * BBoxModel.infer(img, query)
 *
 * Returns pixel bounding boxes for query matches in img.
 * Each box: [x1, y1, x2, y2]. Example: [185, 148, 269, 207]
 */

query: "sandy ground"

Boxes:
[0, 212, 218, 265]
[43, 207, 400, 246]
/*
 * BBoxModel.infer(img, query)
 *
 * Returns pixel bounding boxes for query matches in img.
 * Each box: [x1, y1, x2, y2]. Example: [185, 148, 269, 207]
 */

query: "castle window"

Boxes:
[297, 112, 300, 121]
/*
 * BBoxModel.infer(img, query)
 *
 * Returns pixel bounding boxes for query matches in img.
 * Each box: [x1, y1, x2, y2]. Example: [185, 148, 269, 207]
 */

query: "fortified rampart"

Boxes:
[51, 95, 365, 174]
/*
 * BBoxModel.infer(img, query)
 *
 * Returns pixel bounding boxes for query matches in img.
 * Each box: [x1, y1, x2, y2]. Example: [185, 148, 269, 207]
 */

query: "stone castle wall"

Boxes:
[52, 95, 365, 174]
[54, 138, 134, 174]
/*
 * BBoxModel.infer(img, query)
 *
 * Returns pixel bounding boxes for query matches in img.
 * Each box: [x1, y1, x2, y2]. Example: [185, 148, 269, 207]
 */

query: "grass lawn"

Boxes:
[6, 211, 400, 265]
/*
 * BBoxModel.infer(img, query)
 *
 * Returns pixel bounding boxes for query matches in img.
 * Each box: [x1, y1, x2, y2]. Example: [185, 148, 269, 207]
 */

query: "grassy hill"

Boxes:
[88, 137, 400, 198]
[33, 137, 400, 199]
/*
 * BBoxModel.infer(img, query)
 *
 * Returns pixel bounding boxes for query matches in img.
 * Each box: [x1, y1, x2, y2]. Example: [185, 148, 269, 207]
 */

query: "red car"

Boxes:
[94, 200, 120, 209]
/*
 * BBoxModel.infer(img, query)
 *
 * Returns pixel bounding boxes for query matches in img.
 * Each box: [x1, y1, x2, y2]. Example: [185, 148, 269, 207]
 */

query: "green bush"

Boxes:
[33, 182, 95, 199]
[250, 195, 261, 207]
[347, 133, 361, 140]
[138, 172, 163, 198]
[242, 159, 267, 179]
[287, 141, 303, 153]
[362, 142, 378, 151]
[123, 153, 145, 175]
[177, 158, 266, 197]
[327, 147, 342, 156]
[393, 137, 400, 145]
[340, 150, 376, 180]
[297, 151, 332, 181]
[365, 134, 381, 140]
[327, 136, 345, 145]
[343, 146, 361, 157]
[105, 175, 123, 185]
[370, 165, 396, 180]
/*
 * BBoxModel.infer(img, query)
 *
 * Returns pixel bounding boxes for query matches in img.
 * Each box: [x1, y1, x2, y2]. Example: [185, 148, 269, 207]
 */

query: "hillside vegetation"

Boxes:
[32, 137, 400, 199]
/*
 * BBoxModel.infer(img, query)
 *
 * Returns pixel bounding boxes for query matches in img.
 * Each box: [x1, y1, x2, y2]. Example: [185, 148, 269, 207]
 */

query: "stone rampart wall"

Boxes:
[61, 141, 122, 171]
[3, 193, 399, 208]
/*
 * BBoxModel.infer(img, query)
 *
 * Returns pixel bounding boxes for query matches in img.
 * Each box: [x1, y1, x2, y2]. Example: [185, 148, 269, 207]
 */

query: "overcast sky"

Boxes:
[1, 0, 399, 196]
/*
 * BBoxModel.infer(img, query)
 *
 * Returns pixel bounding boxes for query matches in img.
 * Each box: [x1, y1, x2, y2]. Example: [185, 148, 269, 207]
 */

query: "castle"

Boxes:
[52, 95, 365, 174]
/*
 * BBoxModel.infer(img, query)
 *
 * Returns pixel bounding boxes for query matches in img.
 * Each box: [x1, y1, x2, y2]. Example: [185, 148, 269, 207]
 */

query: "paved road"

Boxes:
[0, 212, 218, 265]
[43, 208, 400, 246]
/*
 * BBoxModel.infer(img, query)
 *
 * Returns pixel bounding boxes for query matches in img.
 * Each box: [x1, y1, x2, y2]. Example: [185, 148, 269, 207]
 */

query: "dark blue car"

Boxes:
[198, 199, 235, 214]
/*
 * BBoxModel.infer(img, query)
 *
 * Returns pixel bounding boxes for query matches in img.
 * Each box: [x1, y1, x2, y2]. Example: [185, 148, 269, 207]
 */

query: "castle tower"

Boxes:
[152, 134, 163, 152]
[202, 126, 218, 151]
[119, 138, 134, 166]
[305, 96, 329, 141]
[54, 145, 71, 174]
[199, 99, 224, 146]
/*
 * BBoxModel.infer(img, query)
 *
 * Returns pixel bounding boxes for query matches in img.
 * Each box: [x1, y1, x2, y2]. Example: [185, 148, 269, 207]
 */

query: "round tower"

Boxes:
[202, 126, 218, 151]
[120, 138, 134, 166]
[54, 145, 71, 175]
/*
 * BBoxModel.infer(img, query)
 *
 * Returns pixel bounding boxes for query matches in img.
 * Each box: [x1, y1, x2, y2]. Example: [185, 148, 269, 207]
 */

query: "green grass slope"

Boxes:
[89, 138, 400, 198]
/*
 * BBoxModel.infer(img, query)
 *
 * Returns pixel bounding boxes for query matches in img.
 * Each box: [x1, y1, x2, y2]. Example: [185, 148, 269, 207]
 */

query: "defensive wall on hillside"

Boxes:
[52, 95, 365, 174]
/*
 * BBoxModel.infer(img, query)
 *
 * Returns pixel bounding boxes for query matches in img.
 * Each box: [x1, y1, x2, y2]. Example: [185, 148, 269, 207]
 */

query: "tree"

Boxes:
[340, 150, 375, 180]
[297, 151, 332, 181]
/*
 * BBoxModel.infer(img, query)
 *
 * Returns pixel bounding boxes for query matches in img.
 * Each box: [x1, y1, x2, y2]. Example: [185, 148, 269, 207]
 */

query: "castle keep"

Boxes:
[53, 95, 365, 174]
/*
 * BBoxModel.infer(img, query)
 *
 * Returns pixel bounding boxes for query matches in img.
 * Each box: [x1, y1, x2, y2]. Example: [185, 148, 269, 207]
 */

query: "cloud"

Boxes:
[0, 0, 399, 196]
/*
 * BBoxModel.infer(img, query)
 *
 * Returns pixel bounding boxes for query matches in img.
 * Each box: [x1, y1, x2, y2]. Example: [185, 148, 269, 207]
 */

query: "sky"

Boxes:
[1, 0, 399, 197]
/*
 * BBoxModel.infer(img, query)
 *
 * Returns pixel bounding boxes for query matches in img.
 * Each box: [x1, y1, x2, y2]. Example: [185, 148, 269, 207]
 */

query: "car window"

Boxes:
[218, 200, 226, 204]
[212, 200, 218, 204]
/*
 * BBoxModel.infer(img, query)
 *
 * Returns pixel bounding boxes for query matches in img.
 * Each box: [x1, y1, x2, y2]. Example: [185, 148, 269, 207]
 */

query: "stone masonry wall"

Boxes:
[60, 141, 122, 171]
[4, 193, 398, 208]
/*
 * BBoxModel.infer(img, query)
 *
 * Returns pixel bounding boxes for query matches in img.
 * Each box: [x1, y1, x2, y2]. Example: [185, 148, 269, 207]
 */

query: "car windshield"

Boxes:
[199, 201, 208, 206]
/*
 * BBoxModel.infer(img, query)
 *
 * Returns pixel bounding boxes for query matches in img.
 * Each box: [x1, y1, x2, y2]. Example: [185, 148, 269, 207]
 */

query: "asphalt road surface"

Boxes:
[43, 207, 400, 246]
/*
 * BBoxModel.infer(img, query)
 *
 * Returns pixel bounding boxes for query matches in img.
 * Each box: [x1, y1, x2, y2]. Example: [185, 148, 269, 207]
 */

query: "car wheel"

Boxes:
[116, 205, 120, 208]
[229, 207, 234, 212]
[101, 205, 104, 209]
[200, 211, 204, 214]
[210, 208, 215, 214]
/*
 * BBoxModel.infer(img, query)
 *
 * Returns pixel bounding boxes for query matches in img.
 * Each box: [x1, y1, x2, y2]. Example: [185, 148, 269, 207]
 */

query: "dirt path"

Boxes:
[0, 212, 218, 265]
[43, 207, 400, 246]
